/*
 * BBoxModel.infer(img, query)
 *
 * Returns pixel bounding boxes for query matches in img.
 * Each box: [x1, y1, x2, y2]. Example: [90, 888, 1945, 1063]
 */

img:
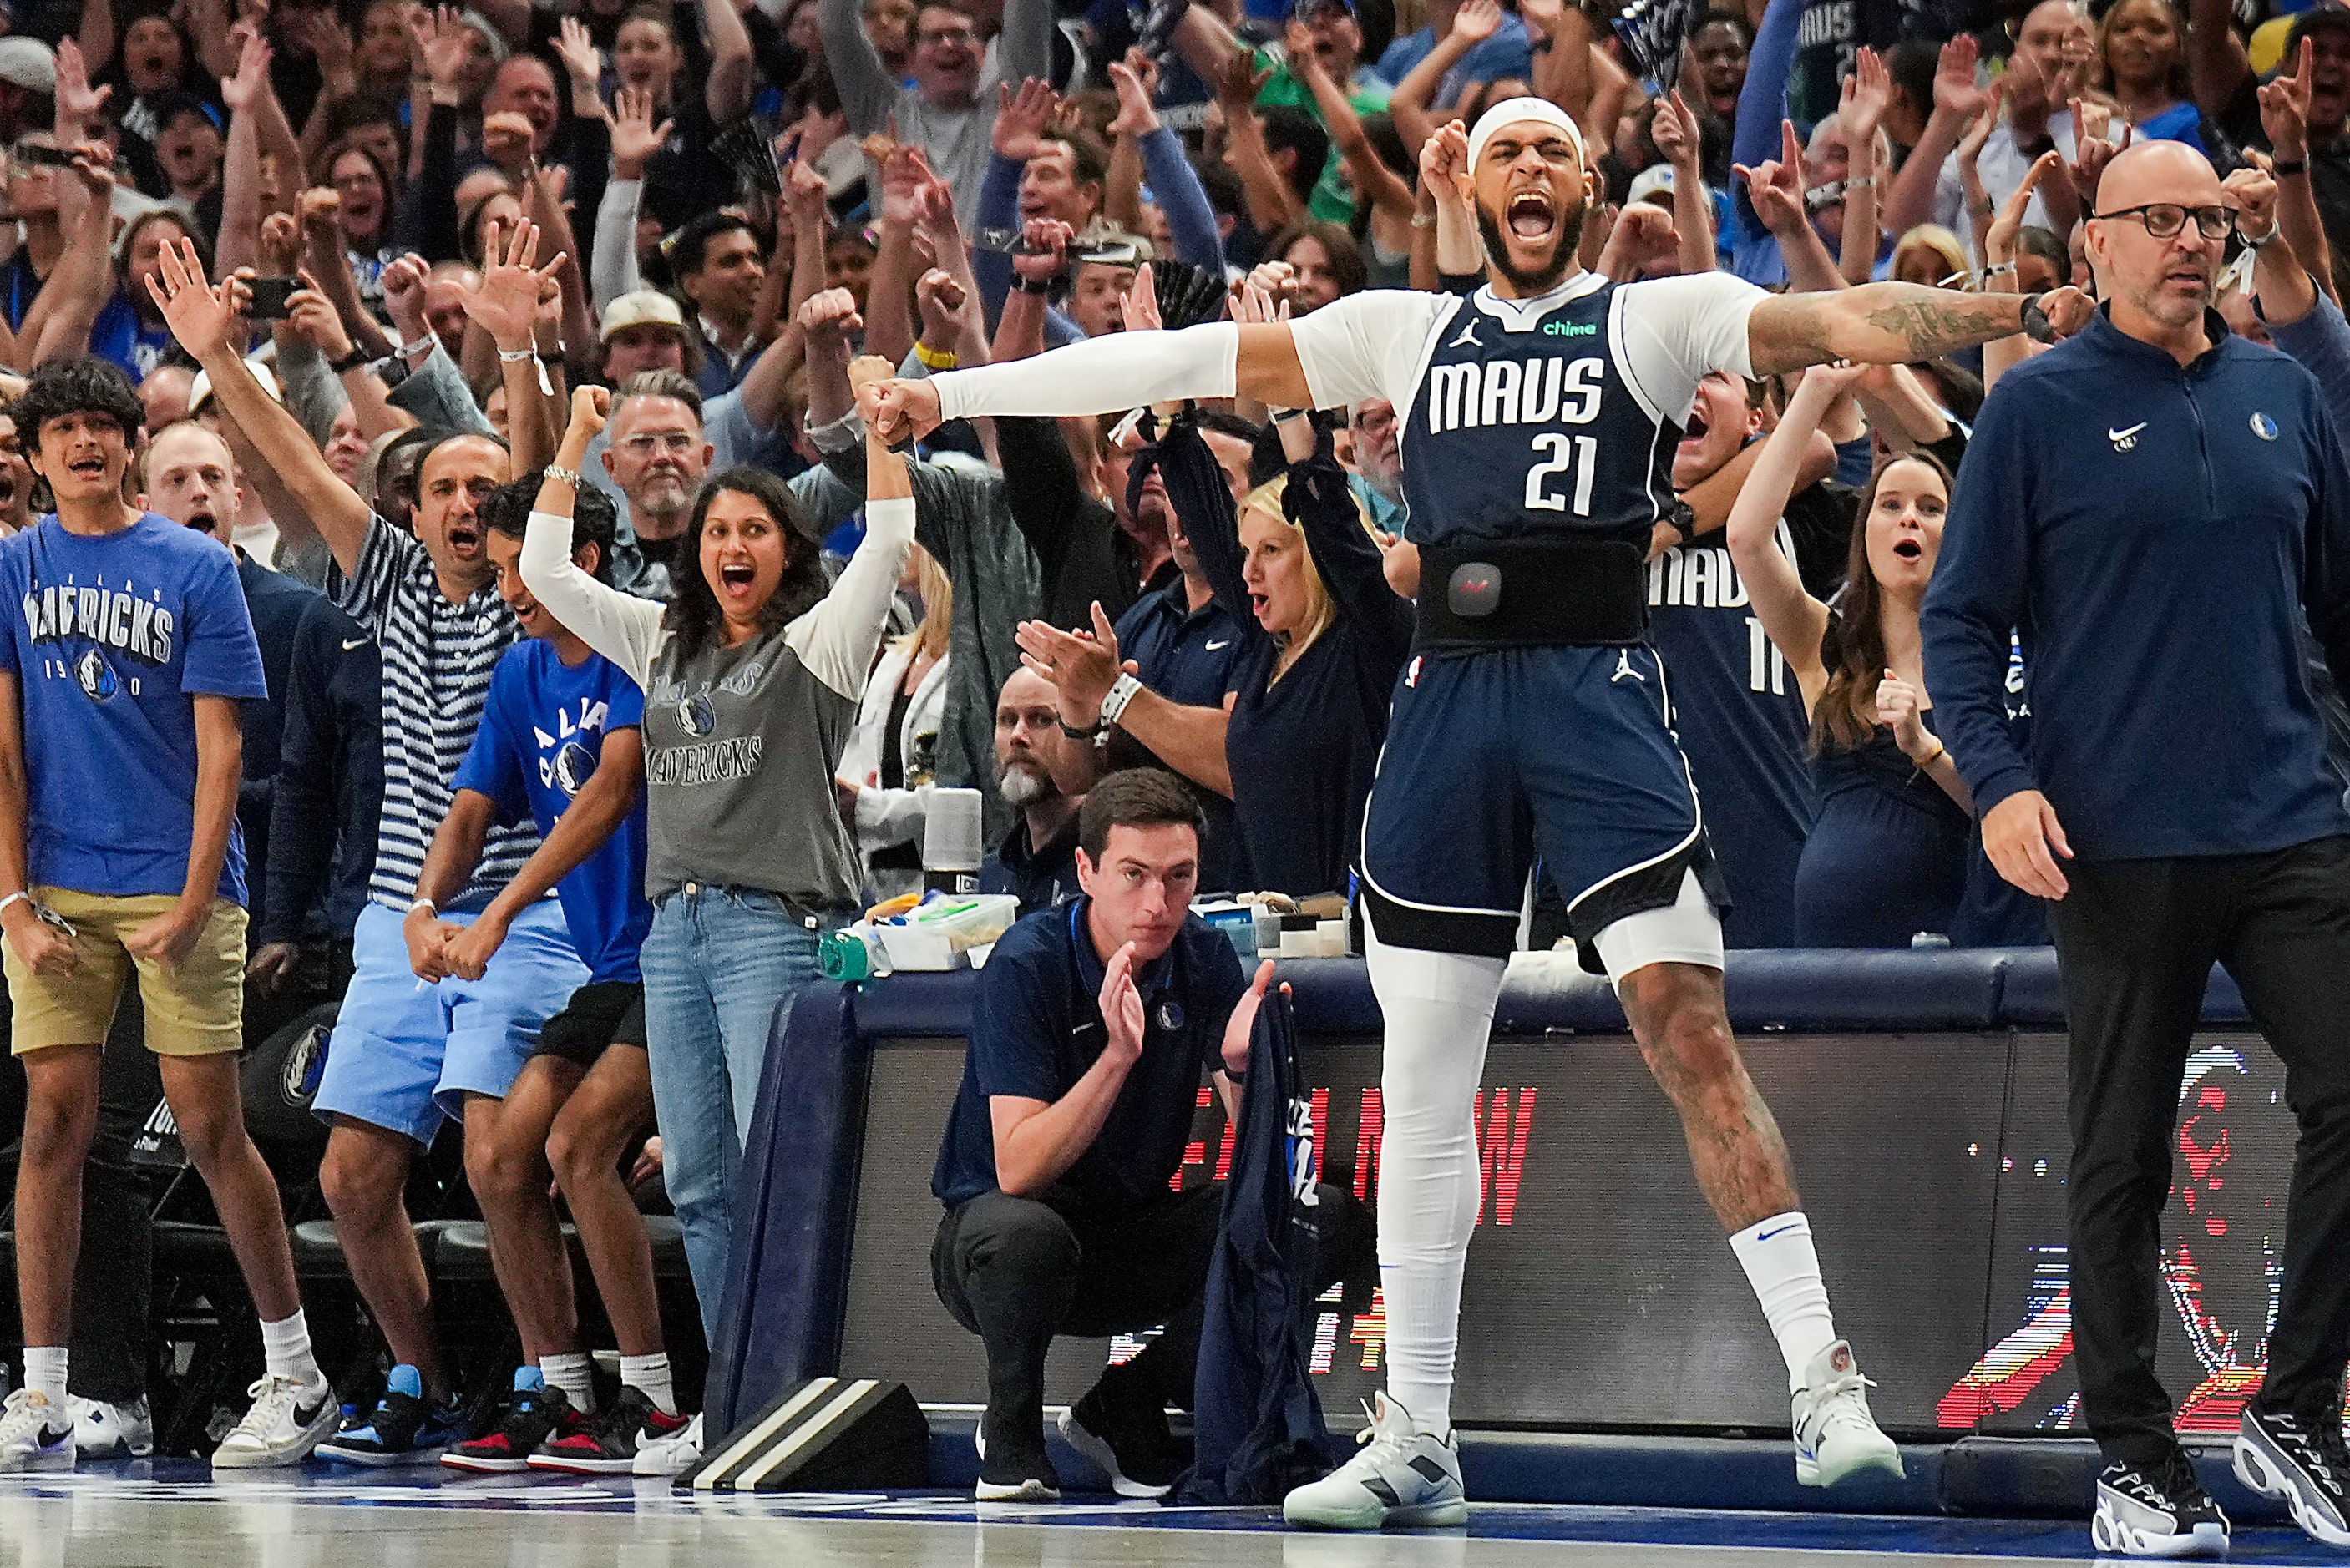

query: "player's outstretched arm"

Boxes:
[864, 321, 1314, 444]
[1747, 282, 2094, 377]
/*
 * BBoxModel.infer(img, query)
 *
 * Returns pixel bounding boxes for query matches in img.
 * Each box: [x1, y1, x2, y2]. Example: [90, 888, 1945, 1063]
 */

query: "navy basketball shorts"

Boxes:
[1357, 644, 1729, 979]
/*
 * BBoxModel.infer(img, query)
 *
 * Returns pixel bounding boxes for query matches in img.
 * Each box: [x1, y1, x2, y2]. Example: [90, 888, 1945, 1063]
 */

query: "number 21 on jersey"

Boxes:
[1525, 433, 1598, 513]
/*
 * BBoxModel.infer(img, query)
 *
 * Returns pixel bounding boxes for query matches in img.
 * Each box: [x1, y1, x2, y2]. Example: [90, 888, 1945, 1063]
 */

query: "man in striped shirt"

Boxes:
[151, 239, 590, 1464]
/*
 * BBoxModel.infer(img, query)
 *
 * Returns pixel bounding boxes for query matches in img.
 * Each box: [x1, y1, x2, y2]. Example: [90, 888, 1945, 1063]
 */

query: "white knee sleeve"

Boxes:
[1593, 867, 1725, 988]
[1364, 908, 1507, 1437]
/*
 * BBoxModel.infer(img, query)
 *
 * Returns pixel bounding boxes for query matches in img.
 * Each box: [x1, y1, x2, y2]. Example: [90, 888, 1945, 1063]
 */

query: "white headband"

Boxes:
[1465, 96, 1587, 174]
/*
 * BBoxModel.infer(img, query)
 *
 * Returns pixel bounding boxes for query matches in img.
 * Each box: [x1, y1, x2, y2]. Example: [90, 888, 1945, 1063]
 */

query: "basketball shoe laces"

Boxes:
[226, 1374, 314, 1444]
[1806, 1362, 1882, 1441]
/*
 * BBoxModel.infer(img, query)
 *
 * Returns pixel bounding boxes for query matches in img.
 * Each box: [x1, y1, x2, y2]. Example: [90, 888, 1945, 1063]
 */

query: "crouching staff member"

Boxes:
[930, 769, 1366, 1504]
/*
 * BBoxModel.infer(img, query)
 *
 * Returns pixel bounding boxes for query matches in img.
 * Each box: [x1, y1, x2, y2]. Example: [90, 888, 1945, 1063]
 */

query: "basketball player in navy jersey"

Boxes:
[867, 98, 2092, 1530]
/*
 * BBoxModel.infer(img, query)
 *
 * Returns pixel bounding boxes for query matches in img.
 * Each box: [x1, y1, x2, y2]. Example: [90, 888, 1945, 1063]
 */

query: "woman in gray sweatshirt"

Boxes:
[521, 371, 915, 1375]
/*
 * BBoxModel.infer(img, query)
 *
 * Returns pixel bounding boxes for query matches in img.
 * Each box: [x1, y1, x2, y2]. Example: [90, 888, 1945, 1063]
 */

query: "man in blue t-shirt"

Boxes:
[398, 473, 682, 1475]
[931, 770, 1363, 1504]
[0, 360, 335, 1474]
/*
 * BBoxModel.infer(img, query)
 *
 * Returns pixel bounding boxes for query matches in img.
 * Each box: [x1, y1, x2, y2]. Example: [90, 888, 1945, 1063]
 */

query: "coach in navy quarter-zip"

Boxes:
[1925, 139, 2350, 1557]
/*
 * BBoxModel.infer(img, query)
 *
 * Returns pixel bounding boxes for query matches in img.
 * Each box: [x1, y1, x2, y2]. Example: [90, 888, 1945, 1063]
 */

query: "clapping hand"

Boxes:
[1016, 604, 1129, 728]
[1220, 959, 1280, 1080]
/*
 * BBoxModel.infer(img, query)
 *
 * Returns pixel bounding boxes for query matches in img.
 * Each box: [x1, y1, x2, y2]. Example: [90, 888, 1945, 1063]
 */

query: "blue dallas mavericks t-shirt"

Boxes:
[0, 513, 267, 902]
[453, 638, 651, 983]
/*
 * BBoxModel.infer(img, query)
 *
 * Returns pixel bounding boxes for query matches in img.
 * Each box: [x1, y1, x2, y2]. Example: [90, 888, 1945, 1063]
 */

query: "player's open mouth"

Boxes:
[1892, 539, 1923, 561]
[719, 562, 757, 595]
[1249, 590, 1270, 619]
[186, 510, 215, 535]
[1507, 192, 1555, 240]
[445, 523, 481, 553]
[67, 456, 104, 479]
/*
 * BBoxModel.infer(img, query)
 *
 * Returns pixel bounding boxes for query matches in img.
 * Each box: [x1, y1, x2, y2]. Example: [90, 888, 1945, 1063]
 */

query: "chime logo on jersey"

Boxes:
[20, 582, 175, 665]
[1425, 355, 1607, 435]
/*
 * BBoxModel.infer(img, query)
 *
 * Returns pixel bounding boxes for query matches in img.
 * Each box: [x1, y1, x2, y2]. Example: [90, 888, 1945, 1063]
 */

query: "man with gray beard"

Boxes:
[978, 666, 1099, 913]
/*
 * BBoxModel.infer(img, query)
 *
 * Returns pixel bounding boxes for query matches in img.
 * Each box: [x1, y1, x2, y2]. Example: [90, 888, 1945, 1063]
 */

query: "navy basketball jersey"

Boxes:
[1286, 271, 1770, 551]
[1398, 279, 1674, 550]
[1646, 524, 1817, 948]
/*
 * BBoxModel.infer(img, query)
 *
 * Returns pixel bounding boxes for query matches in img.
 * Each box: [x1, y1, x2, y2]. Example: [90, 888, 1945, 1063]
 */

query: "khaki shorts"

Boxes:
[4, 887, 246, 1057]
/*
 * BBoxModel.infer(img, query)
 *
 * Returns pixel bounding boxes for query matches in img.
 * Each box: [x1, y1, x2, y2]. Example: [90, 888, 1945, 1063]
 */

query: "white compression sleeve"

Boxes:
[1363, 909, 1508, 1439]
[930, 322, 1241, 421]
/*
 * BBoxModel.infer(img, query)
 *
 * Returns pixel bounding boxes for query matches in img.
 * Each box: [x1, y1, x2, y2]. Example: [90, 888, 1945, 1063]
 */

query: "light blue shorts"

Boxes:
[312, 899, 588, 1144]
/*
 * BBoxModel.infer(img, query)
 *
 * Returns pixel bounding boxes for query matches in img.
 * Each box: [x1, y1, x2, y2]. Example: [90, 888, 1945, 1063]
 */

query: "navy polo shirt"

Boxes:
[931, 898, 1247, 1211]
[1116, 579, 1245, 709]
[978, 810, 1082, 914]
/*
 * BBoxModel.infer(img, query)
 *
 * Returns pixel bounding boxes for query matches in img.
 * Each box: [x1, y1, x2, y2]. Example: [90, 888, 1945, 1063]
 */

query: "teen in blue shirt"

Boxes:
[0, 360, 333, 1474]
[403, 473, 681, 1474]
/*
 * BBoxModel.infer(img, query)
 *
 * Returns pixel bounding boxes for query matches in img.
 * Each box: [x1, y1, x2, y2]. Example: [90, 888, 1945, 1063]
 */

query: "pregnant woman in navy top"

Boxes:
[1726, 362, 1978, 946]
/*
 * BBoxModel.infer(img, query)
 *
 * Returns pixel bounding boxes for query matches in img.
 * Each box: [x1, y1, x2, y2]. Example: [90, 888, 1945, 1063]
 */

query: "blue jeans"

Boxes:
[641, 885, 823, 1343]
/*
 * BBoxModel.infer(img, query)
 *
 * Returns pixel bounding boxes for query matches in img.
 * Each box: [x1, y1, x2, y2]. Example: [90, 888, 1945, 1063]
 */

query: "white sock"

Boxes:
[22, 1347, 67, 1411]
[259, 1309, 326, 1392]
[1730, 1211, 1839, 1392]
[540, 1352, 595, 1415]
[1365, 918, 1507, 1442]
[620, 1353, 676, 1417]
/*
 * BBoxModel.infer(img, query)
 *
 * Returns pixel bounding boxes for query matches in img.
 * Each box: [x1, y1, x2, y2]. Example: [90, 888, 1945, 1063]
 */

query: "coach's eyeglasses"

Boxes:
[2089, 203, 2235, 241]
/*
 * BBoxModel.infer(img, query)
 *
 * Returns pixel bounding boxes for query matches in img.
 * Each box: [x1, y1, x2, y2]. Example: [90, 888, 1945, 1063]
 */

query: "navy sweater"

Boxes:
[1167, 421, 1415, 899]
[1923, 308, 2350, 861]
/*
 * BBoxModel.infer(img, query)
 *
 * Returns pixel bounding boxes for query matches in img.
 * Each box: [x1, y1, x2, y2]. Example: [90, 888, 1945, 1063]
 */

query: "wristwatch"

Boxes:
[328, 346, 373, 375]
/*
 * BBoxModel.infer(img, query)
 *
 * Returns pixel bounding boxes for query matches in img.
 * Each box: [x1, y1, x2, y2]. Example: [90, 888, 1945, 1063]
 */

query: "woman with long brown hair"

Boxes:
[520, 367, 913, 1467]
[1727, 362, 1979, 946]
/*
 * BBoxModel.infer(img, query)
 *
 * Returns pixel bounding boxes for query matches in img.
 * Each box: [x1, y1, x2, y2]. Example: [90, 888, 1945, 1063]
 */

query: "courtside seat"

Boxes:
[433, 1217, 691, 1281]
[151, 1219, 240, 1273]
[291, 1218, 458, 1279]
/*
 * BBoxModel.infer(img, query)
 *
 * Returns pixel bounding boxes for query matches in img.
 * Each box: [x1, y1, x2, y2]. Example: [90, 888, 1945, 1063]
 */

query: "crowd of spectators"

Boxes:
[0, 0, 2346, 1492]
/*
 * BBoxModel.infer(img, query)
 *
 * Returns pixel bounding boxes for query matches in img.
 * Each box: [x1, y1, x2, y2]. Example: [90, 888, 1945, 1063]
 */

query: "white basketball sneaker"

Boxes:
[213, 1373, 339, 1468]
[631, 1410, 703, 1478]
[1282, 1392, 1467, 1530]
[1793, 1340, 1903, 1486]
[69, 1394, 154, 1459]
[0, 1389, 76, 1471]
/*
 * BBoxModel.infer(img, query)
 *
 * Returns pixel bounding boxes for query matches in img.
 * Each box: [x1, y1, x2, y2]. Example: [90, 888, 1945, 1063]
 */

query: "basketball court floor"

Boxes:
[6, 1463, 2348, 1566]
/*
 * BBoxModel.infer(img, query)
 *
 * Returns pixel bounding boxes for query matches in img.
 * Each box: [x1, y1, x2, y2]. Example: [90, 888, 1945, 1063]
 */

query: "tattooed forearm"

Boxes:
[1861, 287, 2028, 358]
[1748, 284, 2029, 376]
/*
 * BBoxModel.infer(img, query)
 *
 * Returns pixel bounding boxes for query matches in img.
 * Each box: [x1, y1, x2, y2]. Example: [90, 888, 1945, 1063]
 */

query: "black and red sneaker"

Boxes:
[529, 1387, 690, 1474]
[442, 1378, 577, 1474]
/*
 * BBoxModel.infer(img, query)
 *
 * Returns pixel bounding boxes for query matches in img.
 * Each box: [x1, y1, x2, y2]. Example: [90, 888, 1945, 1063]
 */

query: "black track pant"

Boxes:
[932, 1181, 1365, 1439]
[2049, 834, 2350, 1467]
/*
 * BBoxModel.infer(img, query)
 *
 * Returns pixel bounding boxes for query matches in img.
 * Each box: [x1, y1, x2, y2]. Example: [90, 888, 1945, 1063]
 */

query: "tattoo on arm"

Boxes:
[1861, 289, 2024, 360]
[1749, 284, 2027, 377]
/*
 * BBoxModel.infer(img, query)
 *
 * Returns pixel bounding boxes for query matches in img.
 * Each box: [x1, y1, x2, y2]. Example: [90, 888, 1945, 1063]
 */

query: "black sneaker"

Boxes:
[443, 1378, 577, 1473]
[314, 1366, 464, 1466]
[2236, 1404, 2350, 1548]
[529, 1386, 690, 1474]
[974, 1408, 1061, 1503]
[1060, 1383, 1182, 1498]
[2092, 1452, 2229, 1558]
